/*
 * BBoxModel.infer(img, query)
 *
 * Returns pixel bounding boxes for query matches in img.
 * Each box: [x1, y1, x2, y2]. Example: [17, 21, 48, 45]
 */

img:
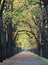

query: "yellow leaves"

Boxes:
[17, 33, 28, 42]
[13, 0, 25, 9]
[16, 33, 29, 48]
[15, 30, 37, 49]
[17, 24, 30, 31]
[3, 0, 40, 50]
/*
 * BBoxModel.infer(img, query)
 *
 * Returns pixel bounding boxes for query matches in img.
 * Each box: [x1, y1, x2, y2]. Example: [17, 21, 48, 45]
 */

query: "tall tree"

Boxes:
[0, 0, 5, 62]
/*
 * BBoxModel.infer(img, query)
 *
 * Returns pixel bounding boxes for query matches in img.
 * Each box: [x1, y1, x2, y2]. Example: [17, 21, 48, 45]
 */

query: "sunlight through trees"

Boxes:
[0, 0, 48, 62]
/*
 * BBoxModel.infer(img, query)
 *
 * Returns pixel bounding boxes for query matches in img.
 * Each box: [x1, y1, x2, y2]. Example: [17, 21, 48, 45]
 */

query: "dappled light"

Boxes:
[0, 0, 48, 63]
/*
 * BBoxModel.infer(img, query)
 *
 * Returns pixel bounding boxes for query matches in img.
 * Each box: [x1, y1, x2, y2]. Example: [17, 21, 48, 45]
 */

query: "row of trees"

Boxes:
[0, 0, 6, 62]
[40, 0, 48, 58]
[0, 0, 16, 62]
[0, 0, 48, 62]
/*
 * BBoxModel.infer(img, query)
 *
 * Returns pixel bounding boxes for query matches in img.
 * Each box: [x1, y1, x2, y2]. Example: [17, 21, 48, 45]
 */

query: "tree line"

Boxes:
[0, 0, 48, 62]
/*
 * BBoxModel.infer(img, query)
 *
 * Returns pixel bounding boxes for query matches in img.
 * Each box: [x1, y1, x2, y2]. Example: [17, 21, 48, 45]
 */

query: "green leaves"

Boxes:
[31, 7, 42, 16]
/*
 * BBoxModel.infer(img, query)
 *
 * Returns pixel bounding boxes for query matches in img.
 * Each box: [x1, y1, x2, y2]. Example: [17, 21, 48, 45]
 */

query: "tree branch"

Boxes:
[0, 0, 5, 14]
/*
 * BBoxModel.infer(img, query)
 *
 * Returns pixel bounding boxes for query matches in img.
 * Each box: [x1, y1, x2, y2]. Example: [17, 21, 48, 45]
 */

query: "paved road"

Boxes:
[0, 52, 48, 65]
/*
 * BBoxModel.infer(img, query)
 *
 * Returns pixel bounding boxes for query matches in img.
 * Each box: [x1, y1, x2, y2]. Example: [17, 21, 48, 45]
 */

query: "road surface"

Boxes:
[0, 51, 48, 65]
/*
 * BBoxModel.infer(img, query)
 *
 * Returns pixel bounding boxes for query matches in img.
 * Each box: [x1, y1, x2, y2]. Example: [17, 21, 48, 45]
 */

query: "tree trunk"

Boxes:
[0, 13, 3, 62]
[3, 29, 6, 59]
[7, 18, 13, 57]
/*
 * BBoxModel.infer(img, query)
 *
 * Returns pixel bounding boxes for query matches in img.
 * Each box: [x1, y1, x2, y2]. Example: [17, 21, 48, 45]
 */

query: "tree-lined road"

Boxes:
[0, 52, 48, 65]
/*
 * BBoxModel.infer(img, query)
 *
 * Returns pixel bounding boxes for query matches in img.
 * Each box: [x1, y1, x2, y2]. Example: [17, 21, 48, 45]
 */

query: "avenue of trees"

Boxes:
[0, 0, 48, 62]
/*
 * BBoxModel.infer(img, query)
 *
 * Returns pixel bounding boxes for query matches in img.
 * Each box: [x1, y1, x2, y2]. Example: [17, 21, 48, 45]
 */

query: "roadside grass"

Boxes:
[40, 57, 48, 64]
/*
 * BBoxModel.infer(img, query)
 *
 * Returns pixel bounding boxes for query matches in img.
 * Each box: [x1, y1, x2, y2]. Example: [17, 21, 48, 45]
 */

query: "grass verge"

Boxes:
[40, 57, 48, 64]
